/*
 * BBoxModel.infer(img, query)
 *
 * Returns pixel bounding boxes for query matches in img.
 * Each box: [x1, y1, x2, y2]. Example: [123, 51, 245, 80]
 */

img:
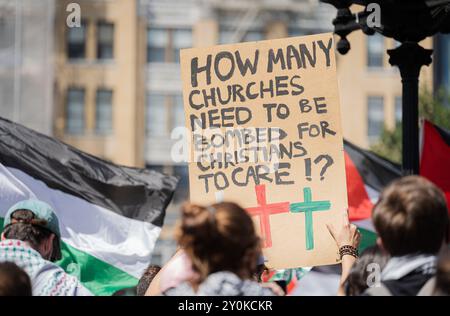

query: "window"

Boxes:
[367, 34, 384, 68]
[146, 94, 167, 136]
[172, 30, 192, 63]
[147, 28, 192, 63]
[288, 28, 306, 38]
[218, 30, 233, 44]
[66, 88, 85, 135]
[243, 30, 263, 42]
[96, 89, 113, 135]
[367, 96, 384, 142]
[146, 94, 186, 137]
[67, 21, 86, 59]
[147, 29, 168, 62]
[395, 96, 402, 123]
[97, 22, 114, 60]
[172, 95, 185, 129]
[219, 29, 263, 44]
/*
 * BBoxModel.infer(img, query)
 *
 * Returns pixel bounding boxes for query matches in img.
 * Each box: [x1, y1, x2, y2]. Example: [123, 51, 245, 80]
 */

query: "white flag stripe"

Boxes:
[352, 218, 375, 232]
[365, 184, 380, 204]
[0, 164, 160, 278]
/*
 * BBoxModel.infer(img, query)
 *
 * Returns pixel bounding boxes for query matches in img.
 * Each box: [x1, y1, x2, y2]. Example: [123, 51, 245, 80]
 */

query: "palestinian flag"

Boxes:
[290, 140, 401, 295]
[420, 120, 450, 211]
[344, 140, 401, 250]
[0, 117, 178, 295]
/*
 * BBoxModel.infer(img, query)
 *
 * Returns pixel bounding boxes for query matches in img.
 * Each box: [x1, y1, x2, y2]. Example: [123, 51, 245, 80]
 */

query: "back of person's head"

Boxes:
[434, 247, 450, 296]
[0, 262, 32, 296]
[176, 202, 260, 285]
[344, 245, 389, 296]
[373, 176, 449, 257]
[136, 264, 161, 296]
[2, 209, 62, 261]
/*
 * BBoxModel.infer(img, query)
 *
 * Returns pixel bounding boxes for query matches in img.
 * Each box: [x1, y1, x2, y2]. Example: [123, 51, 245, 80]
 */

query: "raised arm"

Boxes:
[327, 210, 361, 296]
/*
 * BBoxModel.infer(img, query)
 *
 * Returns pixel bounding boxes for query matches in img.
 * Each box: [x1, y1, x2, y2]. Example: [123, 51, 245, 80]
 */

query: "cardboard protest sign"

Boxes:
[180, 33, 347, 269]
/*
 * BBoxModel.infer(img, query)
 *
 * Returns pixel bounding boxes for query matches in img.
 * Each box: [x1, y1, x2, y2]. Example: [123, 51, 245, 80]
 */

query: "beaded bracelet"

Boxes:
[339, 245, 359, 259]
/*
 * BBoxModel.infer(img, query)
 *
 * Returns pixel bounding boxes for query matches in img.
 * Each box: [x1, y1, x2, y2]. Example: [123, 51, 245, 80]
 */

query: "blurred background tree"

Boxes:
[371, 89, 450, 163]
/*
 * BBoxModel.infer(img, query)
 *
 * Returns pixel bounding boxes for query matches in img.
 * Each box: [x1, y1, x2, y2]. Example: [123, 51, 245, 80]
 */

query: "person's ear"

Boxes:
[41, 234, 55, 259]
[48, 233, 55, 249]
[376, 237, 387, 253]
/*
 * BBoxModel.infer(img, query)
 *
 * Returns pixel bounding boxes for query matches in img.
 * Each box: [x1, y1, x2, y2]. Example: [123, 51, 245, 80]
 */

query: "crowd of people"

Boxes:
[0, 176, 449, 296]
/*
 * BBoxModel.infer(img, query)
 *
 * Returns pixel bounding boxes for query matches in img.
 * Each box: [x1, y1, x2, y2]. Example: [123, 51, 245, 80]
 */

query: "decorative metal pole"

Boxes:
[388, 42, 432, 175]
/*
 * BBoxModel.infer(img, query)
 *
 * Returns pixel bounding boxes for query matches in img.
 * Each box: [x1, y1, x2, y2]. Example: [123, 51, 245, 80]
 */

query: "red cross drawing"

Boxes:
[246, 184, 290, 248]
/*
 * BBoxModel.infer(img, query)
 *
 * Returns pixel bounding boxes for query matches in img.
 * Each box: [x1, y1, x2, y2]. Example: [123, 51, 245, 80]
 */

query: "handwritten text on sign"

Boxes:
[180, 33, 348, 269]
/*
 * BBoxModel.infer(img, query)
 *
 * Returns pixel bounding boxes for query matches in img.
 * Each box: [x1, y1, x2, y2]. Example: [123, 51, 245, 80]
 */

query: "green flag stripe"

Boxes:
[0, 217, 137, 296]
[58, 242, 138, 296]
[357, 226, 377, 252]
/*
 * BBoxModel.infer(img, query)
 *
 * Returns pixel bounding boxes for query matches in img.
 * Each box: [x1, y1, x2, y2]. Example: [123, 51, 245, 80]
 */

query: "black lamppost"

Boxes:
[320, 0, 450, 175]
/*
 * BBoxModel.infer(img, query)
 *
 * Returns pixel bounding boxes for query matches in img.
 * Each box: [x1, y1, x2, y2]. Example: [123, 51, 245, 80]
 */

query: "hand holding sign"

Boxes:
[326, 210, 361, 249]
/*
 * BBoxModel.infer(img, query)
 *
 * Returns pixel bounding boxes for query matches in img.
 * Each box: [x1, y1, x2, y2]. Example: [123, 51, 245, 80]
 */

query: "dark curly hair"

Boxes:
[136, 264, 161, 296]
[176, 202, 261, 286]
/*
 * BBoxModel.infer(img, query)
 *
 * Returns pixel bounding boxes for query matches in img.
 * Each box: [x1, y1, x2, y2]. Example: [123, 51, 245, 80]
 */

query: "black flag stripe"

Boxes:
[433, 122, 450, 146]
[344, 140, 401, 191]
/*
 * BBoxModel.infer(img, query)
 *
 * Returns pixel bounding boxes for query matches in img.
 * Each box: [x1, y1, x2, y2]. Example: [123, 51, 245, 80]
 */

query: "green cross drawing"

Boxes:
[290, 187, 331, 250]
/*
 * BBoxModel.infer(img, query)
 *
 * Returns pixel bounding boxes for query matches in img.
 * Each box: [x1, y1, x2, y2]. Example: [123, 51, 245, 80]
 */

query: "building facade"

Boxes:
[0, 0, 55, 135]
[54, 0, 146, 167]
